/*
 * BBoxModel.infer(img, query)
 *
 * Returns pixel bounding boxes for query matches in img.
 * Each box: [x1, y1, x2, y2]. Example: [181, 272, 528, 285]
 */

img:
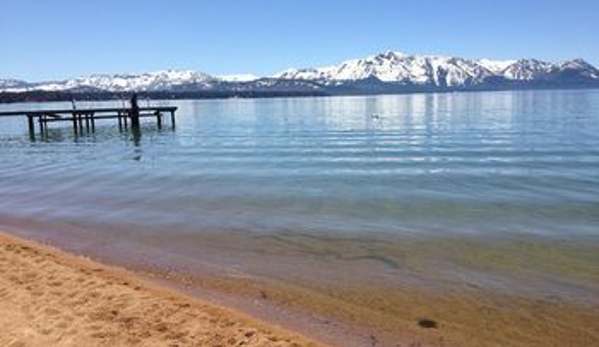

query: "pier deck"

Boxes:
[0, 106, 177, 138]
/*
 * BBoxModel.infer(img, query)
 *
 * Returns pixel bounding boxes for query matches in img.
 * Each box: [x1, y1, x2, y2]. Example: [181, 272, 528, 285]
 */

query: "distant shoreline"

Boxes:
[1, 85, 598, 104]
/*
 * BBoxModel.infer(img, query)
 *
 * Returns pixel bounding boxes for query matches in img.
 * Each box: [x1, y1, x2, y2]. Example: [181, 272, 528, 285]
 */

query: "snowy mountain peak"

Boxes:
[277, 51, 496, 86]
[370, 51, 407, 61]
[276, 52, 599, 87]
[476, 59, 518, 74]
[3, 70, 216, 93]
[500, 59, 553, 80]
[2, 51, 598, 95]
[0, 78, 29, 89]
[558, 58, 596, 72]
[217, 74, 259, 82]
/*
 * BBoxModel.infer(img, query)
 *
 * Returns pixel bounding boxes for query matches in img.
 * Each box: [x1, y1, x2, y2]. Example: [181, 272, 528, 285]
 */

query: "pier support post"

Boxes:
[38, 116, 44, 136]
[170, 110, 176, 128]
[130, 93, 140, 130]
[117, 111, 123, 130]
[91, 112, 96, 132]
[156, 112, 162, 129]
[85, 113, 90, 132]
[72, 112, 78, 135]
[27, 114, 35, 137]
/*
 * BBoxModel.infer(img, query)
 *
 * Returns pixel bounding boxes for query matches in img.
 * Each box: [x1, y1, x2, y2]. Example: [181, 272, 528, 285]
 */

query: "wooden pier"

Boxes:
[0, 105, 177, 138]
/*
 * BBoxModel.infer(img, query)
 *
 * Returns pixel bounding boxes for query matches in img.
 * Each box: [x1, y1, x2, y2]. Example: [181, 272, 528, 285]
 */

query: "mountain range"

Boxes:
[2, 51, 598, 98]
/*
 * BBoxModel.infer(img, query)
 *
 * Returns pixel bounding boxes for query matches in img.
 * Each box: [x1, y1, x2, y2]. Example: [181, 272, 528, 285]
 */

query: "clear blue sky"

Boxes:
[1, 0, 598, 81]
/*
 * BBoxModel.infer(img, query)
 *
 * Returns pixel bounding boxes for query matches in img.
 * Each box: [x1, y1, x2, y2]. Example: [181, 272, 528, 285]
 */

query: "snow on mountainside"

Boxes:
[493, 58, 599, 81]
[277, 51, 495, 87]
[1, 51, 598, 94]
[276, 51, 599, 87]
[500, 59, 555, 80]
[476, 59, 517, 74]
[0, 78, 29, 89]
[5, 70, 216, 93]
[558, 59, 599, 79]
[217, 74, 259, 82]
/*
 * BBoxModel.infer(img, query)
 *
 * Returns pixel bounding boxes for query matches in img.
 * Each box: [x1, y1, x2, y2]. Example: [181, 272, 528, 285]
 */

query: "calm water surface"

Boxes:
[1, 90, 598, 300]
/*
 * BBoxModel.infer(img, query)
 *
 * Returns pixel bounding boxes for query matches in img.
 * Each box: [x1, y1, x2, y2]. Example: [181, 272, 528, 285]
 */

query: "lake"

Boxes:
[1, 90, 598, 346]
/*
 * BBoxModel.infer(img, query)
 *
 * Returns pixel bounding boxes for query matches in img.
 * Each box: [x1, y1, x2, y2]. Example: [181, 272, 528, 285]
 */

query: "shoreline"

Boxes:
[0, 231, 330, 347]
[2, 86, 599, 105]
[1, 220, 598, 347]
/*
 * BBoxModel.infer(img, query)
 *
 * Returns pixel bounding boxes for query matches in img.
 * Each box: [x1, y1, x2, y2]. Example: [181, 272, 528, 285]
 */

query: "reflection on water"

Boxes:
[0, 90, 598, 301]
[1, 90, 598, 237]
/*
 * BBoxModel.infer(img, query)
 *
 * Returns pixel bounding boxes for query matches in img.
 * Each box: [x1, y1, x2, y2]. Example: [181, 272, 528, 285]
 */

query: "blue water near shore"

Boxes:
[1, 90, 598, 239]
[1, 89, 598, 347]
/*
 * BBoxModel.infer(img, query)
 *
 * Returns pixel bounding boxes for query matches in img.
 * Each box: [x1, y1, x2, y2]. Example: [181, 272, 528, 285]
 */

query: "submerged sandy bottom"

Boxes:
[1, 216, 599, 347]
[134, 234, 599, 347]
[0, 232, 327, 347]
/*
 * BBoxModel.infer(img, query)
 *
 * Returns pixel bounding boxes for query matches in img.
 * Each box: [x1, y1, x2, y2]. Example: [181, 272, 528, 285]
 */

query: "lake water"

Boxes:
[0, 90, 598, 304]
[2, 90, 599, 236]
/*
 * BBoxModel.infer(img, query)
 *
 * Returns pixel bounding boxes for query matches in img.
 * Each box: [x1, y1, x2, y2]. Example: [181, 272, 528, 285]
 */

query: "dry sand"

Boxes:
[0, 232, 328, 347]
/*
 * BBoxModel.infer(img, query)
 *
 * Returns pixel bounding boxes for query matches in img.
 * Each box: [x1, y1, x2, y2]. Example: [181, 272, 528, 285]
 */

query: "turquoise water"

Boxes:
[1, 90, 598, 238]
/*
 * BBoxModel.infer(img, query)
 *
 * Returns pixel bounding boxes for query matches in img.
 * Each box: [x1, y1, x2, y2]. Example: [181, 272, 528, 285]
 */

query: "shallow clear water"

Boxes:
[1, 90, 599, 303]
[2, 90, 599, 347]
[1, 90, 598, 239]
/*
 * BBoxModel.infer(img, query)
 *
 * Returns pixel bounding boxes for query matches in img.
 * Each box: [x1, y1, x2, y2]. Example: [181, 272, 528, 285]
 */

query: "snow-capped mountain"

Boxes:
[1, 51, 598, 99]
[499, 59, 555, 80]
[276, 51, 599, 88]
[476, 59, 517, 74]
[217, 74, 259, 82]
[277, 51, 496, 87]
[0, 78, 29, 90]
[5, 70, 217, 93]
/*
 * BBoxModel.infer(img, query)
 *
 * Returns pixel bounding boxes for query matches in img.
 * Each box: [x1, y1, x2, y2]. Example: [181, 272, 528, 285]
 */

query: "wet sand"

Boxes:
[0, 231, 327, 347]
[1, 223, 599, 347]
[140, 264, 599, 347]
[125, 230, 599, 347]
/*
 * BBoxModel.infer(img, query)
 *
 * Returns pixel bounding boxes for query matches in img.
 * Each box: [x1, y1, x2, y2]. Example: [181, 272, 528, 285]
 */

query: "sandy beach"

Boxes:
[0, 231, 327, 347]
[2, 227, 598, 347]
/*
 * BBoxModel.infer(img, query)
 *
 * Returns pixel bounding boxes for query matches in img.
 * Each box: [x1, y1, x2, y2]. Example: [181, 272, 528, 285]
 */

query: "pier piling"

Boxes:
[130, 93, 141, 130]
[27, 115, 35, 135]
[0, 105, 178, 138]
[156, 112, 162, 129]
